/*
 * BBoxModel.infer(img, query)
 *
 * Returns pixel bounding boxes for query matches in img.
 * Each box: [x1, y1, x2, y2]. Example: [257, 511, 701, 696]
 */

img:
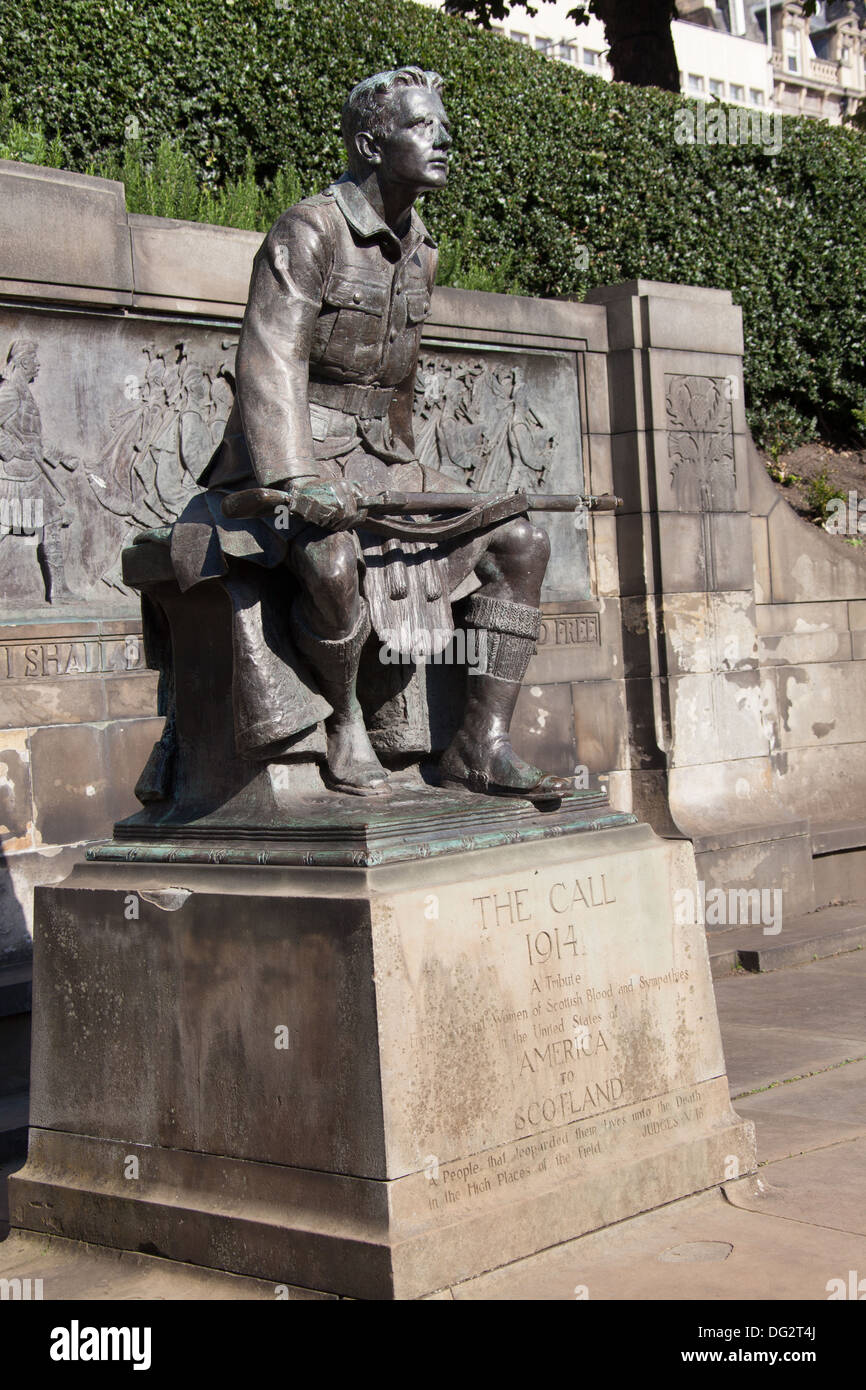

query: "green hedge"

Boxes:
[2, 0, 866, 449]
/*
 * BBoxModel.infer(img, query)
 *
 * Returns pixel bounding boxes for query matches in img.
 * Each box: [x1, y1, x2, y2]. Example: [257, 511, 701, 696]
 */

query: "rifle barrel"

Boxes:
[361, 491, 621, 513]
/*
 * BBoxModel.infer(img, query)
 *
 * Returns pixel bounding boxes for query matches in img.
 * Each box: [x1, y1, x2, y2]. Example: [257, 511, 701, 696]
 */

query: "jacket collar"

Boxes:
[329, 175, 436, 255]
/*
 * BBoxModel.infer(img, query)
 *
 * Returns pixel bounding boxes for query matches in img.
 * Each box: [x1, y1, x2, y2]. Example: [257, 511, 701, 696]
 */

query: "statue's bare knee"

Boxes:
[290, 532, 361, 637]
[476, 516, 550, 599]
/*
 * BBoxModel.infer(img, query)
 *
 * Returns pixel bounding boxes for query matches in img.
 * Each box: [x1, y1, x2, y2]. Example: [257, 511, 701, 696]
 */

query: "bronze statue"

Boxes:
[168, 67, 572, 803]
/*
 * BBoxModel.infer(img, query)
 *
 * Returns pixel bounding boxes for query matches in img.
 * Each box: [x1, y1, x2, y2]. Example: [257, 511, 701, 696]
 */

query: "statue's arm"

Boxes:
[235, 209, 330, 488]
[388, 245, 438, 456]
[389, 363, 417, 456]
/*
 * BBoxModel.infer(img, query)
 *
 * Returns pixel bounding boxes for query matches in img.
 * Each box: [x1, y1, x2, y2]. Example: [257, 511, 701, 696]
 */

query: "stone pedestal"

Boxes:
[10, 822, 755, 1299]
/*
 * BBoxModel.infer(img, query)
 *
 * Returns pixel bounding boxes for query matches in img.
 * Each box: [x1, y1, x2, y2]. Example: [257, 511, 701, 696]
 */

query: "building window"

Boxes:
[583, 48, 600, 66]
[730, 83, 745, 102]
[842, 46, 851, 63]
[510, 30, 529, 45]
[688, 73, 705, 93]
[750, 88, 765, 105]
[709, 78, 724, 98]
[784, 28, 799, 73]
[535, 36, 550, 53]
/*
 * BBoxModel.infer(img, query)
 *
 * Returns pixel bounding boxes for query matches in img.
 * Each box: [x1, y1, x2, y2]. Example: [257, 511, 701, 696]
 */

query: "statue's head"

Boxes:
[6, 339, 39, 383]
[341, 67, 451, 191]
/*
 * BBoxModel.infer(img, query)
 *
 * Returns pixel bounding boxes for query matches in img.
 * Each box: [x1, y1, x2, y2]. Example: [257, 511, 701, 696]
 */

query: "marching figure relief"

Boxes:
[0, 340, 79, 604]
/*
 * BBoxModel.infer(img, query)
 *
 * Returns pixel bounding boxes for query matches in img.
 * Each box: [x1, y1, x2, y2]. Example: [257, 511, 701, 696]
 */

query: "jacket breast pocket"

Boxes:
[405, 290, 431, 326]
[314, 274, 388, 369]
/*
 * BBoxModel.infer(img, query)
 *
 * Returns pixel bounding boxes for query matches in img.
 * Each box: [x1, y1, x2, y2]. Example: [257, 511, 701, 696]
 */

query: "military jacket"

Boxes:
[199, 176, 437, 491]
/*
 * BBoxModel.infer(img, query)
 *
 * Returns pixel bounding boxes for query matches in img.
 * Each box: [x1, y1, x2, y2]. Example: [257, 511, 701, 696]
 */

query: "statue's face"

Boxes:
[376, 86, 451, 191]
[17, 352, 39, 382]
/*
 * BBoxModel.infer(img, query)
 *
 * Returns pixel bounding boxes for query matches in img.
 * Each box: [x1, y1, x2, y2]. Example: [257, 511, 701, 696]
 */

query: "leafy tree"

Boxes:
[443, 0, 680, 91]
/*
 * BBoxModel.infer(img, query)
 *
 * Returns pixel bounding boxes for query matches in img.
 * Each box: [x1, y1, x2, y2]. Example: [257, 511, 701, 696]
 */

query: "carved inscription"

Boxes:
[394, 856, 709, 1220]
[0, 634, 145, 679]
[537, 613, 600, 648]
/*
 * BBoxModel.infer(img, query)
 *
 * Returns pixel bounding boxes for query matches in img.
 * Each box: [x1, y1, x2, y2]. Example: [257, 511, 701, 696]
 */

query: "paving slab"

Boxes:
[715, 949, 866, 1034]
[0, 1230, 332, 1300]
[715, 952, 866, 1094]
[733, 1059, 866, 1164]
[724, 1138, 866, 1238]
[719, 1024, 865, 1097]
[448, 1186, 866, 1301]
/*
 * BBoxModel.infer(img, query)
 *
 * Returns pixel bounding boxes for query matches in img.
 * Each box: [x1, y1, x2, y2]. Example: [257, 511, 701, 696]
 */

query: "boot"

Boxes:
[292, 601, 390, 796]
[440, 594, 571, 802]
[38, 525, 77, 604]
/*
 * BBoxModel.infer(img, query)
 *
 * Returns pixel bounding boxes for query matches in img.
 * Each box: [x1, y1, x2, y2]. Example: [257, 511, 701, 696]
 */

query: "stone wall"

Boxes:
[2, 159, 865, 966]
[584, 280, 866, 916]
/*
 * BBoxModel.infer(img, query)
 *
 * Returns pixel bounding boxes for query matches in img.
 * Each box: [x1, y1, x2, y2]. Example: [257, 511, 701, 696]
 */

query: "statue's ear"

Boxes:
[355, 131, 382, 168]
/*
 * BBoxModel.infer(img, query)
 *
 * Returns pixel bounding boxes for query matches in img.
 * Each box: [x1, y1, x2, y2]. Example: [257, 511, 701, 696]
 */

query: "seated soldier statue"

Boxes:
[168, 66, 570, 803]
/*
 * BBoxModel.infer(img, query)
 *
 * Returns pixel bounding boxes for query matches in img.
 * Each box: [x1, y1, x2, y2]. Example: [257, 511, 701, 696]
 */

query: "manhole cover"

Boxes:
[659, 1241, 733, 1263]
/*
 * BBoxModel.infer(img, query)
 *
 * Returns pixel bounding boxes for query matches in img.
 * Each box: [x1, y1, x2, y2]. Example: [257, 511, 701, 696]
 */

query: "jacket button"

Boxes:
[424, 302, 430, 313]
[352, 291, 361, 303]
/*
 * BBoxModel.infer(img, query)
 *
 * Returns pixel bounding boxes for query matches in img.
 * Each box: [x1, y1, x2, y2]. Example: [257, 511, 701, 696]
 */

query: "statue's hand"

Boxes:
[286, 478, 366, 531]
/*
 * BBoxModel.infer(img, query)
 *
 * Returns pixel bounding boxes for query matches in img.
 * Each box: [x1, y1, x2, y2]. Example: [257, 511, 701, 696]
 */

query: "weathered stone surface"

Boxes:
[756, 600, 852, 666]
[511, 681, 576, 778]
[129, 214, 260, 314]
[11, 825, 754, 1298]
[572, 679, 629, 774]
[0, 845, 81, 963]
[767, 488, 866, 604]
[663, 592, 759, 677]
[669, 669, 769, 769]
[0, 162, 132, 300]
[581, 352, 612, 436]
[0, 731, 34, 852]
[751, 515, 771, 605]
[583, 431, 613, 496]
[766, 659, 866, 750]
[814, 846, 866, 907]
[693, 824, 815, 924]
[28, 719, 161, 847]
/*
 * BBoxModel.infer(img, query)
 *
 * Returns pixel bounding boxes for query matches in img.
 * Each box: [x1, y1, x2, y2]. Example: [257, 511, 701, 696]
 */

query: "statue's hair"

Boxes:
[341, 67, 444, 173]
[6, 339, 38, 364]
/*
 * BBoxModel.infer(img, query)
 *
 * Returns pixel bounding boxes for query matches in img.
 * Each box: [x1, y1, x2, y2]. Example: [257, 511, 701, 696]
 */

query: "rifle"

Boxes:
[221, 486, 621, 541]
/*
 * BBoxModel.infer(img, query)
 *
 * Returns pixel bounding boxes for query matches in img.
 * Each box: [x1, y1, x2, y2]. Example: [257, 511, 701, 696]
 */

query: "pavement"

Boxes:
[1, 943, 864, 1301]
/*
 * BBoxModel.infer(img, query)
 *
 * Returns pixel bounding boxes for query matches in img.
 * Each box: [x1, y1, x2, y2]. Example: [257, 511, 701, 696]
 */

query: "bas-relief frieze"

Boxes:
[0, 323, 236, 612]
[415, 349, 590, 601]
[0, 323, 591, 616]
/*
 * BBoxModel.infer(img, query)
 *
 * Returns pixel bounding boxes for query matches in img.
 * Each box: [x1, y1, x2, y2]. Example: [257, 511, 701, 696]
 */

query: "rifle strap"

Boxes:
[362, 492, 525, 542]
